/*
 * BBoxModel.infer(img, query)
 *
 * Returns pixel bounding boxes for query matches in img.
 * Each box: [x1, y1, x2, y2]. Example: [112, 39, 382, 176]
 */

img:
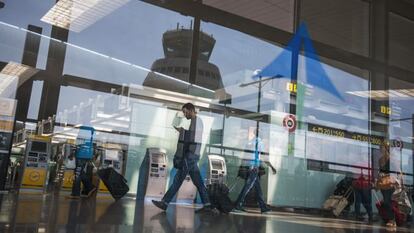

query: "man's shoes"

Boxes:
[261, 207, 272, 214]
[232, 206, 247, 213]
[196, 204, 220, 215]
[65, 195, 80, 199]
[355, 215, 365, 221]
[81, 187, 97, 198]
[152, 200, 168, 211]
[86, 187, 97, 197]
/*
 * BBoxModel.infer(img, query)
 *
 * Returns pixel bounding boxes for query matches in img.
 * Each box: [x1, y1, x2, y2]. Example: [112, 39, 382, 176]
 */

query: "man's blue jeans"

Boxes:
[235, 167, 267, 210]
[71, 159, 94, 196]
[162, 157, 210, 205]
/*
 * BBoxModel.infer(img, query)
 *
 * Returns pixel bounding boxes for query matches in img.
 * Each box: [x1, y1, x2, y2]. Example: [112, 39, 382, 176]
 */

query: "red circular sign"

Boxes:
[283, 114, 297, 132]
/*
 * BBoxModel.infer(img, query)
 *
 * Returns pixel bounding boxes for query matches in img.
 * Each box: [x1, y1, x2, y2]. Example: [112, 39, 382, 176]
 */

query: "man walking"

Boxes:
[233, 126, 275, 213]
[67, 126, 97, 199]
[152, 103, 217, 213]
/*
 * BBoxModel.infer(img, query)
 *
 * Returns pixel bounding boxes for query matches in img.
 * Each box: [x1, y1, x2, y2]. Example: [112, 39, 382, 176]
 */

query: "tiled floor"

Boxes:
[0, 191, 413, 233]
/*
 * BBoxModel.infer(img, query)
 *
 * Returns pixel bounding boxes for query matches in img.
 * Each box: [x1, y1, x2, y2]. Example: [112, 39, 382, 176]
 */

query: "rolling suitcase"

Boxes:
[207, 183, 234, 214]
[97, 167, 129, 200]
[323, 187, 353, 217]
[332, 187, 353, 216]
[323, 195, 342, 210]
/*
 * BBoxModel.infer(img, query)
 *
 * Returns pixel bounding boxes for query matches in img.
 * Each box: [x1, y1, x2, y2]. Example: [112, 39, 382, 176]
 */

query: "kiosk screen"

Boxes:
[211, 160, 222, 170]
[152, 154, 165, 163]
[31, 141, 47, 153]
[105, 150, 119, 160]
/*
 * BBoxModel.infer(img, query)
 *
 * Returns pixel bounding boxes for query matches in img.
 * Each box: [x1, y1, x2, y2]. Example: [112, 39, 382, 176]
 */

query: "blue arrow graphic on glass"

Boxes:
[254, 23, 344, 101]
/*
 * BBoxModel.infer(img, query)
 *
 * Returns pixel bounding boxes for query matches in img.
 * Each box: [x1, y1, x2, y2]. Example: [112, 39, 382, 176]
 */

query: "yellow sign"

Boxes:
[66, 139, 76, 145]
[28, 135, 51, 142]
[286, 82, 297, 93]
[309, 125, 345, 138]
[21, 168, 47, 188]
[98, 180, 109, 192]
[380, 106, 391, 115]
[308, 123, 384, 146]
[61, 170, 75, 190]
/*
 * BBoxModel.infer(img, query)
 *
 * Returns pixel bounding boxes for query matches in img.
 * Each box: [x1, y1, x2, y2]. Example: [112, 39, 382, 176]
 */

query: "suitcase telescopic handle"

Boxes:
[372, 190, 381, 202]
[343, 187, 353, 199]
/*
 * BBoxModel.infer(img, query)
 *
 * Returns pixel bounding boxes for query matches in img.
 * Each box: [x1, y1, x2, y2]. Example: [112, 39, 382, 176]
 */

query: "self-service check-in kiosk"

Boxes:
[20, 135, 51, 192]
[102, 149, 123, 173]
[137, 148, 168, 201]
[135, 148, 169, 233]
[98, 146, 124, 194]
[206, 155, 227, 185]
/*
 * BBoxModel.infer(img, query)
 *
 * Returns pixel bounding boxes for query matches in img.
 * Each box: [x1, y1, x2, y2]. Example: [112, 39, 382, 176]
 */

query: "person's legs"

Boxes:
[235, 168, 258, 209]
[361, 189, 373, 220]
[80, 161, 95, 196]
[354, 189, 362, 218]
[252, 175, 269, 212]
[70, 159, 85, 197]
[381, 189, 395, 224]
[187, 159, 210, 205]
[235, 180, 247, 206]
[153, 164, 188, 211]
[162, 163, 188, 204]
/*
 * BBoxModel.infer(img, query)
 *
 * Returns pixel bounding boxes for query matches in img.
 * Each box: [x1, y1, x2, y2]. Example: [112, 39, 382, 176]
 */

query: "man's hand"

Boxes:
[265, 161, 277, 175]
[173, 126, 184, 133]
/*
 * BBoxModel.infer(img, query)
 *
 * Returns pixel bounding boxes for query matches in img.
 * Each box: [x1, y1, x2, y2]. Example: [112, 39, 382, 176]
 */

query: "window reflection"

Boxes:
[63, 1, 193, 86]
[143, 24, 226, 100]
[388, 77, 414, 185]
[389, 13, 414, 73]
[2, 0, 413, 211]
[300, 0, 370, 56]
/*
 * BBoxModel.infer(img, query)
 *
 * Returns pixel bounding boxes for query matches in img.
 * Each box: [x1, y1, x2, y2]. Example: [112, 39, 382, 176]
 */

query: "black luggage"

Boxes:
[97, 167, 129, 200]
[207, 183, 234, 214]
[237, 165, 265, 180]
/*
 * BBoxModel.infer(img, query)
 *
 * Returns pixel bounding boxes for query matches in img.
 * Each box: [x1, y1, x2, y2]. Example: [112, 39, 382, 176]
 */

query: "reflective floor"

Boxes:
[0, 192, 413, 233]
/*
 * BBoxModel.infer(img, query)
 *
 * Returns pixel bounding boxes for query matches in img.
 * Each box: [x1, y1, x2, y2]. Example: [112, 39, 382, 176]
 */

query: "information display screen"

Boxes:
[105, 149, 119, 160]
[152, 154, 165, 164]
[31, 141, 47, 153]
[211, 160, 222, 170]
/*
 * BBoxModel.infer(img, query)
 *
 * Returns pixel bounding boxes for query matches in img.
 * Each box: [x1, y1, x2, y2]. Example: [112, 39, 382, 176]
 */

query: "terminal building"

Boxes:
[0, 0, 413, 232]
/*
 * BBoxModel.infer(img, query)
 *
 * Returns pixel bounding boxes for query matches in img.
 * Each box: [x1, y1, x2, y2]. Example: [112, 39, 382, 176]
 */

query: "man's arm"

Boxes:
[187, 116, 203, 144]
[173, 126, 184, 133]
[264, 161, 277, 174]
[257, 139, 276, 174]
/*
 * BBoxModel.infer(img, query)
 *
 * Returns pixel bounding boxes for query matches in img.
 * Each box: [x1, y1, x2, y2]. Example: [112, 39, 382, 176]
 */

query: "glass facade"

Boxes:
[1, 0, 414, 211]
